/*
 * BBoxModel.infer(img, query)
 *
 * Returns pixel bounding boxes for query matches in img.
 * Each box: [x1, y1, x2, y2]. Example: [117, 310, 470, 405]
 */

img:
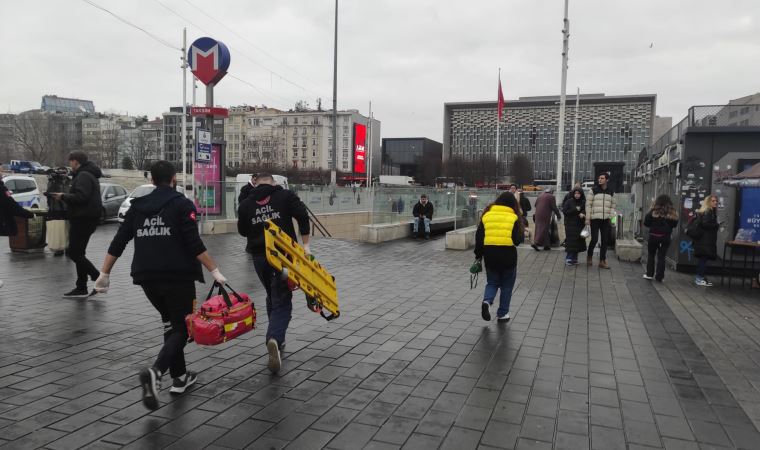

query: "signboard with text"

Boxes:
[196, 129, 212, 162]
[193, 143, 222, 215]
[353, 123, 367, 174]
[190, 107, 229, 118]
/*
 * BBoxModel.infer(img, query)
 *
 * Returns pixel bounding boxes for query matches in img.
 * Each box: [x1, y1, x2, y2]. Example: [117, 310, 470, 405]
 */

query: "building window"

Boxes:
[342, 161, 348, 170]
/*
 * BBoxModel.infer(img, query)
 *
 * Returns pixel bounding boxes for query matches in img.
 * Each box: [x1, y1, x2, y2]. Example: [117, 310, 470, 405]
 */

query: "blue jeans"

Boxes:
[253, 256, 293, 348]
[413, 217, 431, 234]
[483, 267, 517, 317]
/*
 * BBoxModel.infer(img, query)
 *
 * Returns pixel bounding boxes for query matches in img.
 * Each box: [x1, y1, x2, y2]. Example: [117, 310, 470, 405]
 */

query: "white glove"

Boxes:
[303, 243, 311, 255]
[211, 268, 227, 284]
[94, 272, 110, 293]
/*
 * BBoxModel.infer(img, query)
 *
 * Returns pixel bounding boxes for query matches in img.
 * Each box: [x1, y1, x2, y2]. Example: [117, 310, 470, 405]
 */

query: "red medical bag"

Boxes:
[186, 282, 255, 346]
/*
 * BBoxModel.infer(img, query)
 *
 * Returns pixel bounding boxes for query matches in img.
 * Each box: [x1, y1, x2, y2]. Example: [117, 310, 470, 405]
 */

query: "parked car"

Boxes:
[100, 183, 128, 223]
[2, 175, 41, 208]
[117, 184, 156, 222]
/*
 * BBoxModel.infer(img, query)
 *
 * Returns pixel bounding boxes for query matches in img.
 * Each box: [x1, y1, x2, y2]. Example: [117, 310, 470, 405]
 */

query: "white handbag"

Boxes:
[580, 224, 591, 238]
[46, 220, 69, 252]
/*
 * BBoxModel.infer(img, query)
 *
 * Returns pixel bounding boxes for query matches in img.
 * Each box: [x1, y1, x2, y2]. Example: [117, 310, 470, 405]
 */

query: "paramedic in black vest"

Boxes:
[93, 160, 228, 411]
[49, 151, 102, 298]
[237, 173, 310, 374]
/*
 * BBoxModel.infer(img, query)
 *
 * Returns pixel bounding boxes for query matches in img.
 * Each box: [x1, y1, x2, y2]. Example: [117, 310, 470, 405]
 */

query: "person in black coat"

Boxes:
[0, 178, 35, 287]
[238, 174, 258, 205]
[561, 188, 586, 265]
[692, 195, 720, 287]
[509, 185, 531, 223]
[412, 194, 434, 239]
[643, 195, 679, 282]
[49, 151, 103, 298]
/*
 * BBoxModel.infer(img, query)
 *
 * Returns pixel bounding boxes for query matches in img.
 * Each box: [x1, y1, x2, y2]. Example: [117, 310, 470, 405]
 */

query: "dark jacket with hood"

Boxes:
[107, 185, 206, 284]
[0, 179, 34, 237]
[412, 200, 434, 220]
[237, 184, 310, 255]
[562, 189, 587, 253]
[63, 161, 102, 219]
[238, 181, 255, 205]
[693, 209, 719, 260]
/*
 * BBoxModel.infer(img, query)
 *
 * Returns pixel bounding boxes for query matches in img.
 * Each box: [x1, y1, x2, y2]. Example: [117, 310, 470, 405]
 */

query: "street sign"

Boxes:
[190, 107, 229, 118]
[188, 37, 231, 86]
[196, 130, 212, 162]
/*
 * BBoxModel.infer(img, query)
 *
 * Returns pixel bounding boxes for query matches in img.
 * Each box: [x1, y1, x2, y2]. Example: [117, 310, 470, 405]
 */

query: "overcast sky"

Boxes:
[1, 0, 758, 139]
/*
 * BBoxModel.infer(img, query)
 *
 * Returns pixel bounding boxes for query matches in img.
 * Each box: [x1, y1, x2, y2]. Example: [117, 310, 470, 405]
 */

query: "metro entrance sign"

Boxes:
[190, 107, 229, 118]
[188, 37, 230, 86]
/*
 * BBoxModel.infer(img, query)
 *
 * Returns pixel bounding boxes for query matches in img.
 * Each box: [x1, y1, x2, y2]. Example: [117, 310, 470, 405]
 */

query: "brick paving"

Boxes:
[1, 225, 760, 449]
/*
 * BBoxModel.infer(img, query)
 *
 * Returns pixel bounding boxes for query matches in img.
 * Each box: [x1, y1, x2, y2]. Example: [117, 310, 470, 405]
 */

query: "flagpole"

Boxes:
[496, 68, 500, 168]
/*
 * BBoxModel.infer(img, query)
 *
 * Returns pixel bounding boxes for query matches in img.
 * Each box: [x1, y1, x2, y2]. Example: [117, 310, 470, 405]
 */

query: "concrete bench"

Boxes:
[359, 217, 457, 244]
[616, 239, 643, 262]
[445, 226, 477, 250]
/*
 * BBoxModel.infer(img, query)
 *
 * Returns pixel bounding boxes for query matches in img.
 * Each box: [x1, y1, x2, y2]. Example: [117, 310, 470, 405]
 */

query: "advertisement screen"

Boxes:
[738, 160, 760, 241]
[353, 123, 367, 174]
[193, 143, 222, 215]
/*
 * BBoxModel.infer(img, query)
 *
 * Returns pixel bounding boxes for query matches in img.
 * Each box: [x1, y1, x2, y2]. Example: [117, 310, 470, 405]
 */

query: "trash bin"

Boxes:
[9, 213, 47, 252]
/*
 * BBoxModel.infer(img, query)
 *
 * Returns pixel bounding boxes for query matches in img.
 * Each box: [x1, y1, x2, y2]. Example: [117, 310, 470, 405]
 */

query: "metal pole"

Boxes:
[555, 0, 569, 192]
[496, 68, 500, 167]
[367, 101, 372, 188]
[331, 0, 338, 185]
[190, 76, 197, 198]
[181, 27, 188, 190]
[453, 184, 458, 231]
[571, 87, 579, 186]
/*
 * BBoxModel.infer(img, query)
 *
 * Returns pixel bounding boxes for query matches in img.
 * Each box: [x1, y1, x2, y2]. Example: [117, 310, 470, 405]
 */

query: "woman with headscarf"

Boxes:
[562, 188, 587, 265]
[531, 189, 562, 251]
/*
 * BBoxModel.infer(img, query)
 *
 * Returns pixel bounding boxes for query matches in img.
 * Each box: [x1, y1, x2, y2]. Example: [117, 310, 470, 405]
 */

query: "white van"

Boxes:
[3, 175, 41, 208]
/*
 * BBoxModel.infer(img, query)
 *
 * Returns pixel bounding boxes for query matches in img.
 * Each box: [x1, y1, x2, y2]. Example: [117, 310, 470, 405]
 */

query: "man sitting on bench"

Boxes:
[412, 194, 434, 239]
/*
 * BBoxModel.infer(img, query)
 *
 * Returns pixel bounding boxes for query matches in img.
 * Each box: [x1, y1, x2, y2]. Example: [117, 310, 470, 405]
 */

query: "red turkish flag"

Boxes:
[497, 76, 505, 122]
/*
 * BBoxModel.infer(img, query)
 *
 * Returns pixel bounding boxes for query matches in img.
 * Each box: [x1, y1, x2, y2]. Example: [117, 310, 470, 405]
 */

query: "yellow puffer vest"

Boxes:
[482, 205, 518, 246]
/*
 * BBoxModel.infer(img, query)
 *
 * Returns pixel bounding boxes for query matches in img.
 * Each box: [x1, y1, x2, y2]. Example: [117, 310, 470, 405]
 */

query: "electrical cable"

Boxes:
[181, 0, 326, 91]
[81, 0, 180, 51]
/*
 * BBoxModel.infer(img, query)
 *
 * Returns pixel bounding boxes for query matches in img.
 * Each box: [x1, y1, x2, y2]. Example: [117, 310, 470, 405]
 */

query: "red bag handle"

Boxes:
[205, 281, 247, 308]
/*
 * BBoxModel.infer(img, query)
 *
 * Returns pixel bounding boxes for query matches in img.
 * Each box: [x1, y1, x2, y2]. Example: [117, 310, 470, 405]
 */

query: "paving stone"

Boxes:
[373, 415, 418, 445]
[520, 414, 555, 442]
[481, 419, 520, 448]
[326, 422, 378, 450]
[311, 406, 359, 433]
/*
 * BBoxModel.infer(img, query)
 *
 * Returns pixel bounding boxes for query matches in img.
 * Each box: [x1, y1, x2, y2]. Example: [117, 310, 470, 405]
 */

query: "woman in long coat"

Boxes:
[562, 188, 587, 265]
[531, 190, 562, 250]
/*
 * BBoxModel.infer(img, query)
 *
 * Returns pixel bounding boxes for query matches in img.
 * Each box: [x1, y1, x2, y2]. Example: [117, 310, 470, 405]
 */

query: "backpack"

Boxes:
[686, 214, 703, 240]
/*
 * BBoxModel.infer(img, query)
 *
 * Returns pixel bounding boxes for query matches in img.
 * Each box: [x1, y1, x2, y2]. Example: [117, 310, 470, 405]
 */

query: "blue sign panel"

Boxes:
[738, 160, 760, 242]
[196, 129, 212, 163]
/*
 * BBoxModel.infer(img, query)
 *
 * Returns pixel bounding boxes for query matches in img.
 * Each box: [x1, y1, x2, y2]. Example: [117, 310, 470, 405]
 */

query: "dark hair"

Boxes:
[150, 160, 176, 186]
[257, 173, 273, 183]
[67, 151, 88, 164]
[420, 194, 427, 199]
[598, 172, 609, 180]
[651, 194, 678, 220]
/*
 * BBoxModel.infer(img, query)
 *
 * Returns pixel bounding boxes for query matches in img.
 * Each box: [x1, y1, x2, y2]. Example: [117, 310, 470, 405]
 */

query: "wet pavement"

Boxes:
[1, 224, 760, 449]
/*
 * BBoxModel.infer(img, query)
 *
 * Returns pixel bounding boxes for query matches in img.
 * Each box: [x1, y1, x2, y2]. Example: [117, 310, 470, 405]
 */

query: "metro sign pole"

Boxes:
[188, 36, 230, 217]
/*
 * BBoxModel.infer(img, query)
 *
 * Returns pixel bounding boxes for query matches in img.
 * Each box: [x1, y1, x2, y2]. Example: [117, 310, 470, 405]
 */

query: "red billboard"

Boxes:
[353, 123, 367, 174]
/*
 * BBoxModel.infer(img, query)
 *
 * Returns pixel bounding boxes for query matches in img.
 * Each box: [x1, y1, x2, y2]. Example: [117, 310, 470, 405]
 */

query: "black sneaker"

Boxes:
[63, 288, 89, 299]
[425, 233, 430, 240]
[481, 302, 491, 321]
[267, 339, 281, 374]
[170, 372, 198, 395]
[139, 367, 161, 410]
[531, 244, 540, 251]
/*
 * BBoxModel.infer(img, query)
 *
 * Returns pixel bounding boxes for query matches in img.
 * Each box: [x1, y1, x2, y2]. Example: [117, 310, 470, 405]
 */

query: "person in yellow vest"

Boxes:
[474, 191, 525, 323]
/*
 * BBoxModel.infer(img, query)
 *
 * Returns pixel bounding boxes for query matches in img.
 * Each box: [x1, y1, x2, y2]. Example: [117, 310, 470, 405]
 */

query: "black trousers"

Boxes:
[646, 236, 670, 281]
[141, 281, 195, 379]
[587, 219, 611, 261]
[253, 255, 292, 348]
[68, 218, 99, 289]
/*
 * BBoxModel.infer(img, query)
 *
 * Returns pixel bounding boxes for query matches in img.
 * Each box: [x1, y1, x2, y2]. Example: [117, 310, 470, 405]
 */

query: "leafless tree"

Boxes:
[13, 111, 54, 163]
[509, 154, 535, 187]
[121, 131, 155, 170]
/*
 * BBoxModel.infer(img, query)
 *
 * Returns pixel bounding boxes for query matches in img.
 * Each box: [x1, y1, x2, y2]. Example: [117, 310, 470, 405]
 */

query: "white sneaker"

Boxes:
[695, 278, 712, 287]
[267, 339, 281, 374]
[643, 274, 654, 280]
[497, 313, 511, 323]
[0, 280, 4, 288]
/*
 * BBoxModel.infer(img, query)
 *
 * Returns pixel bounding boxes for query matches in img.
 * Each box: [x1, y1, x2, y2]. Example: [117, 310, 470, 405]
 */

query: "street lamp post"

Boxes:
[331, 0, 338, 185]
[555, 0, 570, 192]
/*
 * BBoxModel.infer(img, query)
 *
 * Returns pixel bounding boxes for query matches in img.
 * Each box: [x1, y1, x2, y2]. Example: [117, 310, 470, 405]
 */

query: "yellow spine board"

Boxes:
[264, 220, 339, 318]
